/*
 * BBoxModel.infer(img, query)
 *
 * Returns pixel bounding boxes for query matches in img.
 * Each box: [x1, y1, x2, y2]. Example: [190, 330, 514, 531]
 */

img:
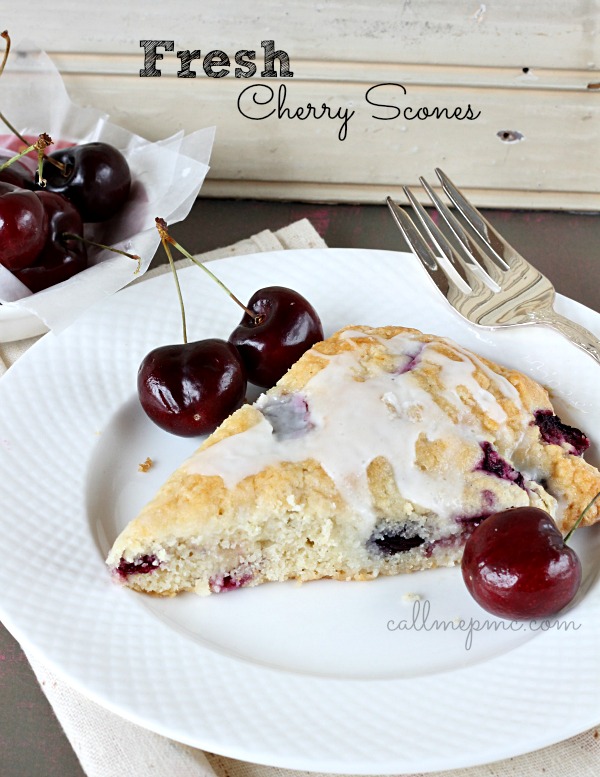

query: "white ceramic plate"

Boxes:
[1, 248, 599, 775]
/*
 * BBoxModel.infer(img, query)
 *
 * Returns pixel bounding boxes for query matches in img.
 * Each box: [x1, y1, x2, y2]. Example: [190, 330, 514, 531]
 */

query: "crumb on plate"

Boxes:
[138, 457, 153, 473]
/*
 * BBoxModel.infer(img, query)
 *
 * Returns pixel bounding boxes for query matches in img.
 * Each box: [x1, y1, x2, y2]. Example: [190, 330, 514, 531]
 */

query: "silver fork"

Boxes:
[386, 169, 600, 366]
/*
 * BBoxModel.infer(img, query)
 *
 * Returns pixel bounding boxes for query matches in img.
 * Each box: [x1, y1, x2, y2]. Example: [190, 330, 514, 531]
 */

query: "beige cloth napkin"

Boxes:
[1, 218, 599, 777]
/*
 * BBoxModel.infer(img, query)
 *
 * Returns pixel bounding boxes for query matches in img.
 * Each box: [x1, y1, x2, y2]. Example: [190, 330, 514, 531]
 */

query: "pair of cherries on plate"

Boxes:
[138, 219, 324, 439]
[138, 271, 324, 438]
[0, 140, 131, 292]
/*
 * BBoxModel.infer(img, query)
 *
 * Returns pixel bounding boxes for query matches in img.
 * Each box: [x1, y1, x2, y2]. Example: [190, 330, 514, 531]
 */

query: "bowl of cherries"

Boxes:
[0, 135, 133, 293]
[0, 32, 213, 342]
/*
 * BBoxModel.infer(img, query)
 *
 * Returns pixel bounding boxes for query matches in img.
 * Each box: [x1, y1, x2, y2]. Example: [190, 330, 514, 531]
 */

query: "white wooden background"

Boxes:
[4, 1, 600, 209]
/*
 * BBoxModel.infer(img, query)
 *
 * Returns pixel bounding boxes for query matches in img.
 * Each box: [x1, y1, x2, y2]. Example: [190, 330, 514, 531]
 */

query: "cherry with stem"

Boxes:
[136, 220, 247, 437]
[461, 490, 600, 620]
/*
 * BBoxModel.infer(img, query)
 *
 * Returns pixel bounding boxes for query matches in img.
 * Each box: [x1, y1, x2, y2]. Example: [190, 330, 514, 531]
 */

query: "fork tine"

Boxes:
[402, 185, 485, 293]
[418, 177, 503, 289]
[386, 196, 465, 301]
[435, 169, 518, 272]
[388, 177, 600, 366]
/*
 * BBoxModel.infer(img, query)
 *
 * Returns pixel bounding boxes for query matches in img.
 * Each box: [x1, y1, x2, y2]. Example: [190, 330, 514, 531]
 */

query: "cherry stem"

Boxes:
[0, 33, 64, 176]
[0, 110, 67, 174]
[62, 232, 142, 274]
[0, 132, 53, 177]
[0, 31, 66, 177]
[34, 133, 54, 186]
[0, 30, 10, 79]
[154, 217, 258, 322]
[0, 109, 31, 148]
[564, 490, 600, 544]
[162, 240, 187, 343]
[158, 231, 188, 344]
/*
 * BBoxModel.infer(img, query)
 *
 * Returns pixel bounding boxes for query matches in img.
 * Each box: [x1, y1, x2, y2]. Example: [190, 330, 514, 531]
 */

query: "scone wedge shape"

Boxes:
[107, 326, 600, 596]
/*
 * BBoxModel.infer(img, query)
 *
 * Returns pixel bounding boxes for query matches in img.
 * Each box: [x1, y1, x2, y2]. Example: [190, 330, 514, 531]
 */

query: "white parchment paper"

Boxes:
[0, 41, 214, 331]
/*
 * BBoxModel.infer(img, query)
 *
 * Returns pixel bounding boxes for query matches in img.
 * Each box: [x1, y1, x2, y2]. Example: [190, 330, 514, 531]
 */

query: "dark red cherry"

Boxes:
[13, 191, 87, 293]
[41, 141, 131, 222]
[228, 286, 324, 388]
[0, 182, 48, 270]
[461, 506, 582, 620]
[138, 338, 247, 437]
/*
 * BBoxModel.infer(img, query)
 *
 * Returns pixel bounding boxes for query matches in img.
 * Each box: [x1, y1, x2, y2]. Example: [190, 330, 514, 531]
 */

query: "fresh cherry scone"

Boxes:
[106, 325, 600, 596]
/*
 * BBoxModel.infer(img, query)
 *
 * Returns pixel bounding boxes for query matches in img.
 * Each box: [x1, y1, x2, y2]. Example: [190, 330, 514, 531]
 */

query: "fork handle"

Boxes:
[535, 311, 600, 366]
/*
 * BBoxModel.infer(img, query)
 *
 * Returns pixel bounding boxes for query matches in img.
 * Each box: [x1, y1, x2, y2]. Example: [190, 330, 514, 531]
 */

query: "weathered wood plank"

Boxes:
[4, 0, 600, 68]
[56, 70, 599, 208]
[47, 54, 598, 93]
[2, 3, 598, 209]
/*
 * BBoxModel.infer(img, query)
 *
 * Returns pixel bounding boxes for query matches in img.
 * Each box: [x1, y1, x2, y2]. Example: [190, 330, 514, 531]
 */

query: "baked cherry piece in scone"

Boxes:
[106, 326, 600, 596]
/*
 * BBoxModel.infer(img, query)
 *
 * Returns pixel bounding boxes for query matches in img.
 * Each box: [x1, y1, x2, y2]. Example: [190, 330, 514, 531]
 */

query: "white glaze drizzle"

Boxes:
[184, 331, 526, 525]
